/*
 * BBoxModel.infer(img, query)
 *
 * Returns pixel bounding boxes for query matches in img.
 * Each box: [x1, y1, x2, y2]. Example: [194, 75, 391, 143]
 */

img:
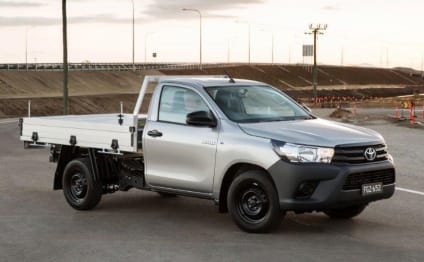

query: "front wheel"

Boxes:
[62, 158, 102, 210]
[227, 170, 283, 233]
[324, 204, 367, 219]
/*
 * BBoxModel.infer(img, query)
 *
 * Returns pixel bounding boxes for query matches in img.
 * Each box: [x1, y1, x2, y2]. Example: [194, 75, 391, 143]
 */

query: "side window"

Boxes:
[158, 86, 210, 124]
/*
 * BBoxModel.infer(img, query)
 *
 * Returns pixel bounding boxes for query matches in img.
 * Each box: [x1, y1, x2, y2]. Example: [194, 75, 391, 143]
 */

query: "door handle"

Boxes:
[147, 130, 163, 137]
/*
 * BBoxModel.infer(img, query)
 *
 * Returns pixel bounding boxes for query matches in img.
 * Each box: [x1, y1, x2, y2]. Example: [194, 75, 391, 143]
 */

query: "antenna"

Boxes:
[224, 69, 236, 83]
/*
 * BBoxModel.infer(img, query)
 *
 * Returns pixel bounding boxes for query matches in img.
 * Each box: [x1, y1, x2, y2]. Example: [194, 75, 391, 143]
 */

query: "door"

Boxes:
[143, 85, 219, 193]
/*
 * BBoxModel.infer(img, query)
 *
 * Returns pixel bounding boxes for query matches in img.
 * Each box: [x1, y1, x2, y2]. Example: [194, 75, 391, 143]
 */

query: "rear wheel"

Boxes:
[324, 204, 367, 219]
[62, 158, 102, 210]
[227, 170, 283, 233]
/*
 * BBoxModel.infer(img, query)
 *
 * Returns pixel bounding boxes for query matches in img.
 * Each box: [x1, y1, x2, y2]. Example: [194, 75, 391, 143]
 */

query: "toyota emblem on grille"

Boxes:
[364, 147, 377, 161]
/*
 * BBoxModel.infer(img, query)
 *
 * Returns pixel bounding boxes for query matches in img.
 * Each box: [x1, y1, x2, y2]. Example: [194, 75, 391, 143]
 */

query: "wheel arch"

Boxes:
[218, 162, 277, 213]
[53, 145, 87, 190]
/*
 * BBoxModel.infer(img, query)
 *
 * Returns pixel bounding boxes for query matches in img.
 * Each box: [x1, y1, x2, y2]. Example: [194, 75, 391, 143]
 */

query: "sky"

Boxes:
[0, 0, 423, 69]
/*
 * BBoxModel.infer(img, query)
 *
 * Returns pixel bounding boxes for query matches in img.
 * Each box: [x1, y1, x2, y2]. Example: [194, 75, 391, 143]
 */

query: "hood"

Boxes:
[238, 118, 384, 147]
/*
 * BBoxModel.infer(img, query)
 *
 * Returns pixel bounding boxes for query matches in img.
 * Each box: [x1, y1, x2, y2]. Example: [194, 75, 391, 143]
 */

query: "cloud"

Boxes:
[142, 0, 265, 20]
[0, 13, 155, 27]
[321, 5, 340, 11]
[0, 14, 138, 27]
[0, 0, 264, 27]
[0, 16, 58, 26]
[0, 1, 45, 7]
[69, 14, 131, 24]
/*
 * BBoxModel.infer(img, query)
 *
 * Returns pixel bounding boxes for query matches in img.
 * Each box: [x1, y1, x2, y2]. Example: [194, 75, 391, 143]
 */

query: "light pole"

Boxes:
[131, 0, 135, 71]
[305, 24, 327, 104]
[271, 32, 274, 64]
[182, 8, 202, 70]
[25, 27, 34, 70]
[25, 29, 28, 70]
[227, 39, 231, 63]
[289, 46, 291, 64]
[235, 21, 251, 64]
[62, 0, 69, 115]
[248, 23, 251, 64]
[260, 29, 274, 64]
[144, 32, 155, 63]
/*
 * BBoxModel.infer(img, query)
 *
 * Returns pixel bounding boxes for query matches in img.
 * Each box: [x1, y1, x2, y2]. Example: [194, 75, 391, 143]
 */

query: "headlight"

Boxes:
[272, 141, 334, 163]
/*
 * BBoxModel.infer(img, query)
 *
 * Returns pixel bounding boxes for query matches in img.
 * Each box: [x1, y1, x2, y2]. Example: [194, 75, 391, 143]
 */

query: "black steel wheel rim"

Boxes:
[69, 172, 88, 201]
[236, 182, 269, 224]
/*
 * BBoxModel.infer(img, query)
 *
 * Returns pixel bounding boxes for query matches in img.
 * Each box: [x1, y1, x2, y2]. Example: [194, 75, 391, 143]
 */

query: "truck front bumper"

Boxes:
[267, 159, 395, 211]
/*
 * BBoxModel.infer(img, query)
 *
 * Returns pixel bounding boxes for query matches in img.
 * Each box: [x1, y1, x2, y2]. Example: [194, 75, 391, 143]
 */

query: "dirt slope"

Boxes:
[1, 65, 423, 118]
[0, 71, 153, 99]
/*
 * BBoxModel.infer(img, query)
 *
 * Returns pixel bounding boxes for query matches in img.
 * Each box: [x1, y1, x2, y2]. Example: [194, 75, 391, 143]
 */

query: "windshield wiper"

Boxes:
[237, 115, 313, 123]
[293, 116, 313, 120]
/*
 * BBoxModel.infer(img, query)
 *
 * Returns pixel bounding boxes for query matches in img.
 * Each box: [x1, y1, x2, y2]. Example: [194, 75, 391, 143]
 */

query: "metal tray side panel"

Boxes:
[21, 116, 137, 152]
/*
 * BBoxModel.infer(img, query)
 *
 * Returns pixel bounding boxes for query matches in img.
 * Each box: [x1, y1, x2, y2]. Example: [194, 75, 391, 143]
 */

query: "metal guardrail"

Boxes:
[0, 62, 271, 72]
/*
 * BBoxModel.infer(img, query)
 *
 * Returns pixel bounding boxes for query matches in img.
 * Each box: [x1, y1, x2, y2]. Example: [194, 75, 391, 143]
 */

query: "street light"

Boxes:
[227, 39, 231, 63]
[131, 0, 135, 71]
[259, 29, 275, 64]
[25, 27, 35, 70]
[144, 32, 155, 63]
[182, 8, 202, 70]
[271, 32, 274, 64]
[235, 21, 251, 64]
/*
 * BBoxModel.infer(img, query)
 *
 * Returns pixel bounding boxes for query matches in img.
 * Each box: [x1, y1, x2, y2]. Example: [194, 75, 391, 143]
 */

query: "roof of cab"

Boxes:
[160, 78, 264, 89]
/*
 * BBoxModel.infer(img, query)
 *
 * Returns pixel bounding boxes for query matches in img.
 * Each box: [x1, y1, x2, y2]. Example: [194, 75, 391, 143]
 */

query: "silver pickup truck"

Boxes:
[20, 75, 395, 233]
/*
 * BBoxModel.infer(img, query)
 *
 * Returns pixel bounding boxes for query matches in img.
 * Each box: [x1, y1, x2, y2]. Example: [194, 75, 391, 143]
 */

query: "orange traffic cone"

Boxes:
[410, 105, 416, 124]
[394, 103, 399, 119]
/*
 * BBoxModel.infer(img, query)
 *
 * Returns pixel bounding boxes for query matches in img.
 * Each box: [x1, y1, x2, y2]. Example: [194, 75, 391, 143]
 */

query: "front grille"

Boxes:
[342, 169, 395, 190]
[332, 143, 388, 164]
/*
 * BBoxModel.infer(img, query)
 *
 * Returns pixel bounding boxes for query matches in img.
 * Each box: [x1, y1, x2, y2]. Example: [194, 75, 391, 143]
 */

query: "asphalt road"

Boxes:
[1, 116, 423, 262]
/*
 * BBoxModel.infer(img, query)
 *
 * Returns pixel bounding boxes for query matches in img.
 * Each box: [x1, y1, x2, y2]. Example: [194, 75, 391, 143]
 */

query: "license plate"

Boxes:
[362, 182, 383, 196]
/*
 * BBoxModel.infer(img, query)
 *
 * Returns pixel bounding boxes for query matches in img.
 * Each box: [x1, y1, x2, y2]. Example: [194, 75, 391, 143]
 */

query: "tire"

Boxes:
[324, 204, 367, 219]
[62, 158, 102, 210]
[227, 170, 283, 233]
[157, 192, 177, 198]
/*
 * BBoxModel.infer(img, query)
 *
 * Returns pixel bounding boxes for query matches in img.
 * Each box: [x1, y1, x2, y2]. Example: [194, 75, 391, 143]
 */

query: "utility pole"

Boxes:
[305, 24, 327, 104]
[62, 0, 69, 115]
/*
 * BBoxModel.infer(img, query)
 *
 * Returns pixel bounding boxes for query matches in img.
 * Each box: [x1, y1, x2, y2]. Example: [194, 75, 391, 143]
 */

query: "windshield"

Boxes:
[205, 85, 312, 123]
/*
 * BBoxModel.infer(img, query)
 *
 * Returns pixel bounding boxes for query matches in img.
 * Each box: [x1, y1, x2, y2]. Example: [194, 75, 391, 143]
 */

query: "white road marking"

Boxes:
[396, 187, 424, 196]
[0, 118, 19, 124]
[0, 119, 18, 124]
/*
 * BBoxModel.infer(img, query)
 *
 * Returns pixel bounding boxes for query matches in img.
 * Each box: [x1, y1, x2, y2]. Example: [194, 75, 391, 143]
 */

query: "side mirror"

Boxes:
[186, 111, 217, 127]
